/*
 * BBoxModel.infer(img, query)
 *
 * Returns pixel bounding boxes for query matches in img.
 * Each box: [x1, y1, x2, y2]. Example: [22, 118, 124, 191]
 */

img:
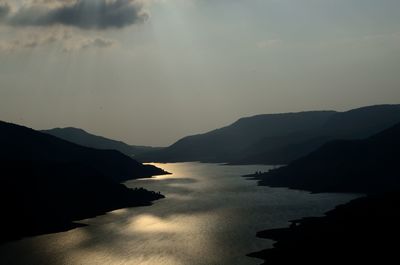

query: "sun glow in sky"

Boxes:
[1, 0, 400, 146]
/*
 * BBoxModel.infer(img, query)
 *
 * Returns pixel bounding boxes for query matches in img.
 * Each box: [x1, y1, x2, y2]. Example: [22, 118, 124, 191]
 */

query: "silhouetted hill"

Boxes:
[234, 134, 333, 165]
[236, 104, 400, 164]
[248, 192, 400, 264]
[246, 107, 400, 264]
[0, 121, 167, 243]
[42, 127, 163, 157]
[249, 122, 400, 194]
[0, 122, 167, 182]
[320, 104, 400, 137]
[137, 111, 336, 162]
[138, 104, 400, 164]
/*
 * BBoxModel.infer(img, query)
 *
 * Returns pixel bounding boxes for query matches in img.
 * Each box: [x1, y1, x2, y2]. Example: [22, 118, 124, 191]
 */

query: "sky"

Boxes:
[0, 0, 400, 146]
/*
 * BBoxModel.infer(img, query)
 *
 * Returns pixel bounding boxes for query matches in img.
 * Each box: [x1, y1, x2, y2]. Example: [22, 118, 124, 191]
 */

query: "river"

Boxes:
[0, 162, 357, 265]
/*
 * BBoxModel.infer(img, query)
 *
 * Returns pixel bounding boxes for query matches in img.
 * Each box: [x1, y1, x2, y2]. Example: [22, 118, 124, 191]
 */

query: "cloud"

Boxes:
[2, 0, 148, 29]
[83, 37, 115, 48]
[63, 36, 117, 52]
[0, 2, 10, 20]
[0, 32, 58, 52]
[0, 29, 117, 53]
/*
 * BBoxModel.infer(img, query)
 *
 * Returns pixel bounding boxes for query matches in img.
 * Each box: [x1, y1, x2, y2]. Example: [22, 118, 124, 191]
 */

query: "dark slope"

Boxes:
[251, 122, 400, 193]
[234, 134, 332, 165]
[248, 122, 400, 264]
[0, 121, 167, 243]
[248, 192, 400, 264]
[138, 111, 336, 163]
[236, 104, 400, 164]
[138, 104, 400, 164]
[1, 122, 167, 182]
[320, 103, 400, 137]
[0, 161, 164, 243]
[42, 127, 163, 157]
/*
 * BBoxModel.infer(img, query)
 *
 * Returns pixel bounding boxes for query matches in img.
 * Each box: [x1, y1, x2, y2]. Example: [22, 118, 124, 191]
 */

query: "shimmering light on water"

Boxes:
[0, 163, 358, 265]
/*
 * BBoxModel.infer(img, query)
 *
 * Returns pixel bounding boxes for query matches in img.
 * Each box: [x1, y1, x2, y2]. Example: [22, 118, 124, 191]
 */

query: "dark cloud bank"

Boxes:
[0, 2, 10, 20]
[2, 0, 147, 29]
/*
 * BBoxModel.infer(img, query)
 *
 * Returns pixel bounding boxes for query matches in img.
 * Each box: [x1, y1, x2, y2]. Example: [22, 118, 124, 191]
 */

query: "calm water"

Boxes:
[0, 163, 357, 265]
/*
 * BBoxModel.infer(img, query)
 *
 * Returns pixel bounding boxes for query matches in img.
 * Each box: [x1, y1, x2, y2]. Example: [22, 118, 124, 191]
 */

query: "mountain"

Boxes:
[238, 104, 400, 164]
[1, 122, 167, 182]
[42, 127, 163, 157]
[137, 111, 336, 163]
[137, 104, 400, 164]
[248, 192, 400, 264]
[0, 121, 167, 243]
[249, 121, 400, 194]
[248, 120, 400, 264]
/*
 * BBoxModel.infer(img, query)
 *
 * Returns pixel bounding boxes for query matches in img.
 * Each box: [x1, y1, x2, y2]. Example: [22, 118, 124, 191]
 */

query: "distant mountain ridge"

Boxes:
[238, 104, 400, 164]
[138, 111, 337, 162]
[137, 104, 400, 164]
[42, 127, 163, 157]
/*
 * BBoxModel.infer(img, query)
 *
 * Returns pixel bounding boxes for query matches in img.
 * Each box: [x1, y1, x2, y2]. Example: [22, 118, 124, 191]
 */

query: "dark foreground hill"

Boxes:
[0, 121, 167, 243]
[138, 104, 400, 164]
[249, 122, 400, 194]
[1, 122, 167, 182]
[42, 127, 162, 157]
[247, 122, 400, 264]
[248, 192, 400, 264]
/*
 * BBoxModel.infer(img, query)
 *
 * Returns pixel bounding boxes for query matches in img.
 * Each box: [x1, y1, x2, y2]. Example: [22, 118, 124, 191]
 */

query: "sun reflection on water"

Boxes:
[129, 214, 189, 233]
[0, 163, 358, 265]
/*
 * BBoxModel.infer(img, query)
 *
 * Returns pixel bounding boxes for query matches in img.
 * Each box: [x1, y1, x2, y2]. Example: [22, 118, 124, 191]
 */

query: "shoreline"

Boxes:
[1, 190, 165, 244]
[247, 191, 400, 264]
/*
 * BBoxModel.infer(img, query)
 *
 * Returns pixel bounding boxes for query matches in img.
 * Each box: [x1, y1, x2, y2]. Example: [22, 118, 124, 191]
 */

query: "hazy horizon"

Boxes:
[1, 0, 400, 146]
[9, 102, 397, 147]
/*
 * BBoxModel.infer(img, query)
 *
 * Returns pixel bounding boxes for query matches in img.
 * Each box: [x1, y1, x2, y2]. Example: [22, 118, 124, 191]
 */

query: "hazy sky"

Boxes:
[1, 0, 400, 146]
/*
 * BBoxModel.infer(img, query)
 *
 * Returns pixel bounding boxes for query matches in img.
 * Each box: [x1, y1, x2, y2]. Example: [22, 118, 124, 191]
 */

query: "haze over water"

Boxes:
[0, 163, 357, 265]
